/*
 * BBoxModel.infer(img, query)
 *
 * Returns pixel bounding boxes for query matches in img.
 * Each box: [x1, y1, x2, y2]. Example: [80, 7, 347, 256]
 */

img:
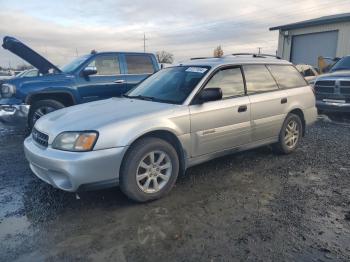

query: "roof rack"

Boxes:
[190, 57, 215, 60]
[232, 53, 281, 59]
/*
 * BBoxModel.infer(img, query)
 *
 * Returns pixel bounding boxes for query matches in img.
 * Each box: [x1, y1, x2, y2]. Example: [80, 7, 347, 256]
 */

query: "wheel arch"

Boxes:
[26, 91, 76, 106]
[120, 129, 187, 177]
[288, 108, 306, 136]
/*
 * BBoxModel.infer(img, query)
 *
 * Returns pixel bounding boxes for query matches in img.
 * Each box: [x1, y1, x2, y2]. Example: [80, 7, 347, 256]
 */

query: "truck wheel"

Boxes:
[273, 113, 303, 155]
[120, 137, 179, 202]
[28, 100, 65, 130]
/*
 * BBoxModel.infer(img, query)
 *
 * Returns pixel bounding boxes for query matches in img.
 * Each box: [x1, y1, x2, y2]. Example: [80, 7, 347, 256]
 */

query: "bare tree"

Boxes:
[213, 45, 224, 58]
[156, 51, 174, 64]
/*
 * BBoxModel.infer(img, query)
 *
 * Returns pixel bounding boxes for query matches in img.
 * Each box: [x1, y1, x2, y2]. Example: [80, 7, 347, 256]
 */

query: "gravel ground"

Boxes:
[0, 115, 350, 262]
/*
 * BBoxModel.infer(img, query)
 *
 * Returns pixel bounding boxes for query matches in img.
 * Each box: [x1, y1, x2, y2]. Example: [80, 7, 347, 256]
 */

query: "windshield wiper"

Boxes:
[123, 94, 177, 104]
[123, 94, 155, 101]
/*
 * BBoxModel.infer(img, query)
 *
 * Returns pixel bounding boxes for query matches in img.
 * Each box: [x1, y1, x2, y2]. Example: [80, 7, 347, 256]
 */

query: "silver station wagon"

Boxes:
[24, 54, 317, 202]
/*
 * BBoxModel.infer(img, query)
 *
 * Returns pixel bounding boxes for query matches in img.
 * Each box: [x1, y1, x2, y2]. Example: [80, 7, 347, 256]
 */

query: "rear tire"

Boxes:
[28, 99, 65, 130]
[273, 113, 303, 155]
[120, 137, 179, 202]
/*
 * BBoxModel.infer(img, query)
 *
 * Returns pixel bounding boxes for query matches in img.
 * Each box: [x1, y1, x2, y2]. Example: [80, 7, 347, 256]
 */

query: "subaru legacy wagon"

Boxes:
[24, 54, 317, 202]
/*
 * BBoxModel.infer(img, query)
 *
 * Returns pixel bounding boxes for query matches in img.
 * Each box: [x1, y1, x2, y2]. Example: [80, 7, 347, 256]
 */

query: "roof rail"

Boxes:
[232, 53, 281, 59]
[190, 57, 215, 60]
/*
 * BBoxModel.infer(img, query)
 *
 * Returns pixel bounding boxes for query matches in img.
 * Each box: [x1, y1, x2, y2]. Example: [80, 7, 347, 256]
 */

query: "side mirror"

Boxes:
[82, 66, 97, 77]
[197, 88, 222, 103]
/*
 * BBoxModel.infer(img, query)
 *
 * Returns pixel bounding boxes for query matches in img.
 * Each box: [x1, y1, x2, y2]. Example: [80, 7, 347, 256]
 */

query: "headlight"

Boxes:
[0, 83, 16, 98]
[52, 131, 98, 152]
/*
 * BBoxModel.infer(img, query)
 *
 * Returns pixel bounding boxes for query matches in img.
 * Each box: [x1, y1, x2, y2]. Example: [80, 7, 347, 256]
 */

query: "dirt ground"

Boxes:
[0, 114, 350, 262]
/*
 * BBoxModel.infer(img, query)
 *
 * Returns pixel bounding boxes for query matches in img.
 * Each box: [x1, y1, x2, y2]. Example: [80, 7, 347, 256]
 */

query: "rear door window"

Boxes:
[125, 55, 155, 74]
[267, 65, 307, 89]
[243, 65, 278, 94]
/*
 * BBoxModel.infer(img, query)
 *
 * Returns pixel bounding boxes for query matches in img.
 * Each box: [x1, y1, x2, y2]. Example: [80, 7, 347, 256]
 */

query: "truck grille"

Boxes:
[315, 79, 350, 102]
[32, 128, 49, 147]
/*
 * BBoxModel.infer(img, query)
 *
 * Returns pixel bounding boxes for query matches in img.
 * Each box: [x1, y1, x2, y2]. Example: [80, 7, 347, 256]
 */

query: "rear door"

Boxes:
[243, 65, 288, 141]
[123, 54, 156, 92]
[76, 54, 126, 102]
[190, 66, 251, 157]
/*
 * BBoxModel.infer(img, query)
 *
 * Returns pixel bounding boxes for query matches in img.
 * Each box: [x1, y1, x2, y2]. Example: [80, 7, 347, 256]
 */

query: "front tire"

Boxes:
[120, 137, 179, 202]
[273, 113, 303, 154]
[28, 99, 65, 130]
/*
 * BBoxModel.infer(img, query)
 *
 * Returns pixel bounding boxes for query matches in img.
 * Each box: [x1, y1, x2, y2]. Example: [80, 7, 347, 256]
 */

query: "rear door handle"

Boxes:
[281, 98, 288, 104]
[238, 105, 248, 113]
[114, 79, 126, 84]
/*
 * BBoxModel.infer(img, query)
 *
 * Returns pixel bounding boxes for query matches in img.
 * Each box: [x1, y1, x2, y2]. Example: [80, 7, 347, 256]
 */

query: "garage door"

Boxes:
[291, 30, 338, 67]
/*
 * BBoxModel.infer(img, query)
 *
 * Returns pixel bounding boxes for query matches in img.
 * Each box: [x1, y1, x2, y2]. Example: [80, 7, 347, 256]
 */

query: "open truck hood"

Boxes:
[2, 36, 62, 74]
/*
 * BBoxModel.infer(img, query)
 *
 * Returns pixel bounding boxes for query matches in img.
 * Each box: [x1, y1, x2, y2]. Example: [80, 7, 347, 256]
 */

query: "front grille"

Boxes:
[341, 88, 350, 95]
[32, 128, 49, 147]
[315, 86, 334, 93]
[315, 80, 336, 86]
[340, 81, 350, 87]
[315, 80, 336, 94]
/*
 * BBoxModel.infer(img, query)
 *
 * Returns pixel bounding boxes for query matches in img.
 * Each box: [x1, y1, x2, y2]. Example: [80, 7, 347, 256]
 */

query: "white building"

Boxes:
[270, 13, 350, 67]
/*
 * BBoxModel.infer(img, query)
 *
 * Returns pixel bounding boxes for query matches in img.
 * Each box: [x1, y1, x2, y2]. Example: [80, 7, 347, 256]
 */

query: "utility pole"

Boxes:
[143, 33, 148, 53]
[75, 48, 79, 57]
[257, 47, 262, 54]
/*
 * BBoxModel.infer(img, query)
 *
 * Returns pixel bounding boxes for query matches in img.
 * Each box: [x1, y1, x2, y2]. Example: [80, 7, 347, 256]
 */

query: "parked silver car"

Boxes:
[24, 54, 317, 202]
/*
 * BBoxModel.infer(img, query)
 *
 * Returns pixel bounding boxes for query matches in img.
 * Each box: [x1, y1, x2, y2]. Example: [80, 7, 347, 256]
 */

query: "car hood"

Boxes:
[35, 97, 176, 142]
[2, 36, 61, 75]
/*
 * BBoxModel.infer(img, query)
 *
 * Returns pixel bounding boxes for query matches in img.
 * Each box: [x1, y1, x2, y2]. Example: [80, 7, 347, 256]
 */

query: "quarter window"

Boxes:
[243, 65, 278, 94]
[125, 55, 155, 74]
[205, 68, 245, 98]
[267, 65, 307, 89]
[87, 55, 120, 75]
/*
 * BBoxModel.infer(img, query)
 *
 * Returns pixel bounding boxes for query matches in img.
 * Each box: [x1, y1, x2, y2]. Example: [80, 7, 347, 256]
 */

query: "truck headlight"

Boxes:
[0, 83, 16, 98]
[52, 131, 98, 152]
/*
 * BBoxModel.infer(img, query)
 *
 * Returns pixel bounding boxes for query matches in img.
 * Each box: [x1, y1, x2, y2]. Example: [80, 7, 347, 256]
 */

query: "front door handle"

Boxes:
[114, 79, 126, 84]
[238, 105, 248, 113]
[281, 98, 288, 104]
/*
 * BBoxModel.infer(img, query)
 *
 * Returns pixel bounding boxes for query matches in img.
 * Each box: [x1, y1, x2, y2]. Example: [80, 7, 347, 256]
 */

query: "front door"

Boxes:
[189, 67, 251, 157]
[77, 54, 126, 102]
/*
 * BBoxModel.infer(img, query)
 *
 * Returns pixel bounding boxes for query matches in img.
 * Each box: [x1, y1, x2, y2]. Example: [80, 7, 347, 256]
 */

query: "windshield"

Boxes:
[330, 57, 350, 72]
[127, 66, 210, 104]
[60, 55, 90, 73]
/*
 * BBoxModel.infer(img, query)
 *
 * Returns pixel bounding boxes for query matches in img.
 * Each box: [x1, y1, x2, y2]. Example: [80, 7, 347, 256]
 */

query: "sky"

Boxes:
[0, 0, 349, 68]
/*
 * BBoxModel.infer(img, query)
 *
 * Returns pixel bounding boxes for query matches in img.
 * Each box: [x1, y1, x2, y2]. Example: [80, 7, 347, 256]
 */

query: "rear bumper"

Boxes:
[316, 100, 350, 112]
[0, 104, 29, 127]
[24, 136, 128, 192]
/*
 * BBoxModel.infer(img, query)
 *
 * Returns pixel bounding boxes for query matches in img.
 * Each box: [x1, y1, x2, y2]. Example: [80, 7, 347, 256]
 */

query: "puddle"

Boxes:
[0, 216, 31, 240]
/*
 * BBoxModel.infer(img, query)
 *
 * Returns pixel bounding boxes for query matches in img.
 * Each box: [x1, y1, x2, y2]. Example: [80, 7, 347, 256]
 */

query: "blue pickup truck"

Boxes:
[0, 36, 159, 129]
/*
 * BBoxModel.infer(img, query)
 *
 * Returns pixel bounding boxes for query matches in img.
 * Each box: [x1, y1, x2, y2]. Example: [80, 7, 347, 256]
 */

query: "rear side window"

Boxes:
[126, 55, 155, 74]
[205, 67, 245, 98]
[243, 65, 278, 94]
[267, 65, 307, 89]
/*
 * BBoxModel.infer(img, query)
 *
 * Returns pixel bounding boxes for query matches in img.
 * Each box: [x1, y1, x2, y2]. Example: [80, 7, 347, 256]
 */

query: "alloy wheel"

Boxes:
[136, 150, 172, 194]
[284, 120, 300, 149]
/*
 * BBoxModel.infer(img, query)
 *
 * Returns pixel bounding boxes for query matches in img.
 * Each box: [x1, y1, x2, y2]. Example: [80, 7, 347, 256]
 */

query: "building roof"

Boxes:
[270, 13, 350, 31]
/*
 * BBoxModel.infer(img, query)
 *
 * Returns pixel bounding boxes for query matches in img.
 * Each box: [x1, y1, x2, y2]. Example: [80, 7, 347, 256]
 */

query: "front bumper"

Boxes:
[0, 104, 30, 127]
[316, 100, 350, 112]
[24, 136, 128, 192]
